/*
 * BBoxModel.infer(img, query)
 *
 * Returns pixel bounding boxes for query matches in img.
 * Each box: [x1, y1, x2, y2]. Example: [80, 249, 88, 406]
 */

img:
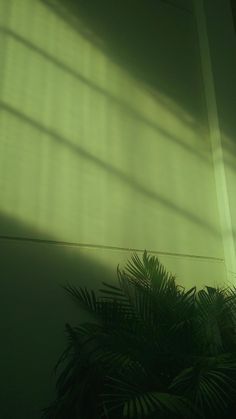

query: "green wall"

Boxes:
[194, 0, 236, 281]
[0, 0, 227, 417]
[206, 0, 236, 278]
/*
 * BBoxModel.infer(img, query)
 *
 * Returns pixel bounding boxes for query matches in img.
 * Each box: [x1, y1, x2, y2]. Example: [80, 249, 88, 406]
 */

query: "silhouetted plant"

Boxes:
[42, 251, 236, 418]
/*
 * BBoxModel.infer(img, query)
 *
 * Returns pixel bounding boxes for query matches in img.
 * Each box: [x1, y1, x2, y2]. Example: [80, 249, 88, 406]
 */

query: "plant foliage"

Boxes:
[42, 251, 236, 418]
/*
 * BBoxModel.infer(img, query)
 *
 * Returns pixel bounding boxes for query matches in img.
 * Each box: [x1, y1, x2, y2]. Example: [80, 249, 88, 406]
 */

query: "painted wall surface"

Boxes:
[195, 0, 236, 280]
[0, 0, 226, 417]
[210, 0, 236, 277]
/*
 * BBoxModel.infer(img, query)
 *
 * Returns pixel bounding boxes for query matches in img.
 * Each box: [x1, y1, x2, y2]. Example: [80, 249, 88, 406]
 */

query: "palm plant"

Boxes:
[42, 251, 236, 418]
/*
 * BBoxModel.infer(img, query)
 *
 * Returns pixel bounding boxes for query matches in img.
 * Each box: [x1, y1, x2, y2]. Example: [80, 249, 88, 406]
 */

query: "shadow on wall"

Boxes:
[0, 212, 115, 419]
[41, 0, 203, 122]
[0, 100, 219, 238]
[41, 0, 236, 162]
[0, 0, 224, 256]
[0, 24, 202, 157]
[0, 2, 231, 417]
[0, 213, 227, 419]
[38, 0, 236, 252]
[206, 0, 236, 154]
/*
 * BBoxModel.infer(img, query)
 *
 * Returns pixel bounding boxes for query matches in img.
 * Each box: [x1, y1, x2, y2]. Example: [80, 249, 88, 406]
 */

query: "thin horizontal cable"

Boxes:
[0, 234, 224, 262]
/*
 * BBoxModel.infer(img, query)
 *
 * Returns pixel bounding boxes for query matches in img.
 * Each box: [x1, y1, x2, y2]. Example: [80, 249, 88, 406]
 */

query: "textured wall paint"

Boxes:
[0, 0, 226, 417]
[194, 0, 236, 281]
[0, 0, 222, 255]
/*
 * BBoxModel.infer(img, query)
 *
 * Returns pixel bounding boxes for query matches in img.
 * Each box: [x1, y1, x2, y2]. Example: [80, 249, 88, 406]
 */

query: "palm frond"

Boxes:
[124, 251, 177, 295]
[43, 252, 236, 419]
[170, 356, 236, 416]
[63, 283, 98, 313]
[104, 373, 191, 419]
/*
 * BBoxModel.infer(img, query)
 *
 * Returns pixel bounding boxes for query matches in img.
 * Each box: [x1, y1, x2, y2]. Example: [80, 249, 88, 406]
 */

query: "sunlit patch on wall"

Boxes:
[0, 0, 224, 258]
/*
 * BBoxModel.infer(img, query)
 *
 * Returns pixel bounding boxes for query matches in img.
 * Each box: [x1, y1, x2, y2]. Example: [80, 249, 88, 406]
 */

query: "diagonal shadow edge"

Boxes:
[0, 100, 219, 237]
[0, 25, 209, 164]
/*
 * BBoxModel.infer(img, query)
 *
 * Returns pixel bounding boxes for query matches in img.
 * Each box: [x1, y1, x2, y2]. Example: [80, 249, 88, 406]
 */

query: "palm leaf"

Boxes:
[63, 283, 98, 313]
[43, 252, 236, 419]
[104, 373, 191, 418]
[170, 356, 236, 416]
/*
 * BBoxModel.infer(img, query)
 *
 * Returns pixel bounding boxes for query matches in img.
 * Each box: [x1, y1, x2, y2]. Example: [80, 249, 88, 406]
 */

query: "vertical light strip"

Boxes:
[194, 0, 236, 281]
